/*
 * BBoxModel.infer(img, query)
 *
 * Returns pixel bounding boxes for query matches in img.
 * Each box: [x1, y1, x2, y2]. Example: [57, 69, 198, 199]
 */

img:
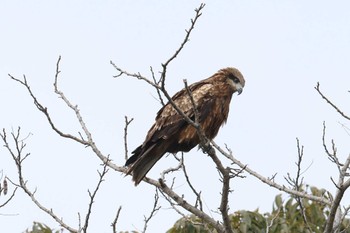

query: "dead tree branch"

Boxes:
[285, 138, 312, 231]
[0, 172, 18, 208]
[81, 159, 110, 233]
[315, 82, 350, 121]
[0, 127, 78, 232]
[181, 155, 203, 211]
[123, 116, 134, 161]
[315, 82, 350, 233]
[157, 178, 226, 233]
[323, 123, 350, 233]
[111, 206, 122, 233]
[0, 182, 18, 209]
[160, 3, 205, 88]
[210, 141, 331, 205]
[8, 57, 122, 173]
[142, 189, 161, 233]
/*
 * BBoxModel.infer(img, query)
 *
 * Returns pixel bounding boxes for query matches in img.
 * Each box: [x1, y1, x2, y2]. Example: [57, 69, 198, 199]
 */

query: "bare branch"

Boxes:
[150, 66, 165, 106]
[156, 178, 226, 233]
[160, 154, 183, 181]
[8, 73, 89, 146]
[111, 206, 122, 233]
[0, 186, 18, 208]
[123, 116, 134, 161]
[142, 189, 161, 233]
[110, 3, 205, 135]
[322, 123, 350, 233]
[210, 140, 331, 205]
[181, 155, 203, 210]
[315, 82, 350, 121]
[266, 205, 282, 233]
[111, 61, 161, 89]
[160, 3, 206, 87]
[218, 167, 233, 233]
[82, 159, 110, 233]
[0, 128, 78, 232]
[285, 138, 312, 232]
[9, 57, 122, 173]
[183, 79, 200, 127]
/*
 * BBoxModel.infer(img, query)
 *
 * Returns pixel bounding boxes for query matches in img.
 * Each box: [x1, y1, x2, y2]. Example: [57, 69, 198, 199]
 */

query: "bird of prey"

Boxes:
[125, 67, 245, 185]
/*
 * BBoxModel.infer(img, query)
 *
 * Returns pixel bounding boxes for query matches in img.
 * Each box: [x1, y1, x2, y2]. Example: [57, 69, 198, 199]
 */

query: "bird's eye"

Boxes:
[229, 74, 240, 83]
[231, 76, 240, 83]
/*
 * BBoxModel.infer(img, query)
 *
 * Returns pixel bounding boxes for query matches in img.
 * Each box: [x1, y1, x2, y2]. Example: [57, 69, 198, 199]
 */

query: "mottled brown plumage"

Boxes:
[125, 67, 245, 185]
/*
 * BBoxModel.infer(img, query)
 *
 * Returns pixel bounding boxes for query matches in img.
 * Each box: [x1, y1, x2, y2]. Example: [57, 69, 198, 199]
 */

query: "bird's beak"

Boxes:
[235, 83, 243, 95]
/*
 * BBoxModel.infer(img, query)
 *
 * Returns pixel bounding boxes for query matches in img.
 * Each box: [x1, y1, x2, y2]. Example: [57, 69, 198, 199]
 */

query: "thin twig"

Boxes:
[181, 155, 203, 210]
[150, 66, 165, 106]
[160, 155, 183, 181]
[157, 178, 226, 233]
[210, 140, 331, 205]
[9, 57, 121, 172]
[0, 128, 78, 232]
[284, 138, 312, 232]
[8, 73, 89, 146]
[160, 3, 206, 88]
[82, 159, 110, 232]
[123, 116, 134, 161]
[111, 206, 122, 233]
[142, 189, 161, 233]
[0, 186, 18, 208]
[315, 82, 350, 121]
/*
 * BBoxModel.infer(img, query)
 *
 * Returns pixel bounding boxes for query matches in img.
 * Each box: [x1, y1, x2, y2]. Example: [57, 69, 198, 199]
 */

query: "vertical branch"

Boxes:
[0, 128, 78, 233]
[160, 3, 206, 88]
[322, 123, 350, 233]
[142, 189, 161, 233]
[181, 155, 203, 210]
[157, 178, 226, 233]
[111, 206, 122, 233]
[123, 116, 134, 161]
[150, 66, 165, 106]
[82, 160, 109, 233]
[183, 74, 234, 232]
[285, 138, 312, 231]
[218, 167, 233, 233]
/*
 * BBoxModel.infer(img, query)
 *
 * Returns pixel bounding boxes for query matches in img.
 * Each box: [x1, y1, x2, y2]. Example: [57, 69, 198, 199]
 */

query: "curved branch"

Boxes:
[8, 73, 89, 146]
[315, 82, 350, 121]
[9, 57, 122, 173]
[160, 3, 206, 87]
[211, 141, 331, 205]
[155, 178, 226, 233]
[0, 128, 78, 233]
[82, 160, 109, 233]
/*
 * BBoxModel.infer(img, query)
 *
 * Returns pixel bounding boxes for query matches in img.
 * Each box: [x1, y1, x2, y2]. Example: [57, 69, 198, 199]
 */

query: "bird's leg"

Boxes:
[199, 138, 215, 156]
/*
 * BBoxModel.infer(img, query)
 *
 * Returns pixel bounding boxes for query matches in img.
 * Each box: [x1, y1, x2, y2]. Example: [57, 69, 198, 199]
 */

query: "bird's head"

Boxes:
[222, 67, 245, 95]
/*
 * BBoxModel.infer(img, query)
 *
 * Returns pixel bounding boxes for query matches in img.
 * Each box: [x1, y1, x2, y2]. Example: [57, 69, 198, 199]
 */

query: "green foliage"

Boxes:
[23, 222, 63, 233]
[167, 186, 350, 233]
[167, 215, 216, 233]
[24, 187, 350, 233]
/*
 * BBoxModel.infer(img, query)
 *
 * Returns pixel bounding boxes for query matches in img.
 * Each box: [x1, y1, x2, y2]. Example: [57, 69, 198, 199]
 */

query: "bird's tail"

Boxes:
[126, 143, 167, 185]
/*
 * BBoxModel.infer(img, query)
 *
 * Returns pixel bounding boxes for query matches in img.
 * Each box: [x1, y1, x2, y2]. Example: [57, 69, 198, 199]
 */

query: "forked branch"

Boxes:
[0, 128, 78, 232]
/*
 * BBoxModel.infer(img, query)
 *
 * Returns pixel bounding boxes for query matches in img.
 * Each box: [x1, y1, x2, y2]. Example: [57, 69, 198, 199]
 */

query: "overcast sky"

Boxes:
[1, 1, 350, 232]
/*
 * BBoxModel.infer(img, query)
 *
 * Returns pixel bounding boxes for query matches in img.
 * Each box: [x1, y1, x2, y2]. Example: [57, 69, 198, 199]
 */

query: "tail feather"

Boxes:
[125, 145, 142, 166]
[126, 142, 168, 185]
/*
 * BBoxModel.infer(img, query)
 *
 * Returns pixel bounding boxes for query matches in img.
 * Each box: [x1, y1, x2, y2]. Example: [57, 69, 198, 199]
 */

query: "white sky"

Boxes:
[1, 1, 350, 232]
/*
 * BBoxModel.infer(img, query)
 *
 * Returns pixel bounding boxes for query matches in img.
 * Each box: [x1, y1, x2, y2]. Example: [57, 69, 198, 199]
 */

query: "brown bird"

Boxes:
[125, 67, 245, 185]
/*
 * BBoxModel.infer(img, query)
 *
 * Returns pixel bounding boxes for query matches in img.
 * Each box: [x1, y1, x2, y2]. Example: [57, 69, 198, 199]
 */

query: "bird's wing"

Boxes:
[144, 81, 214, 143]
